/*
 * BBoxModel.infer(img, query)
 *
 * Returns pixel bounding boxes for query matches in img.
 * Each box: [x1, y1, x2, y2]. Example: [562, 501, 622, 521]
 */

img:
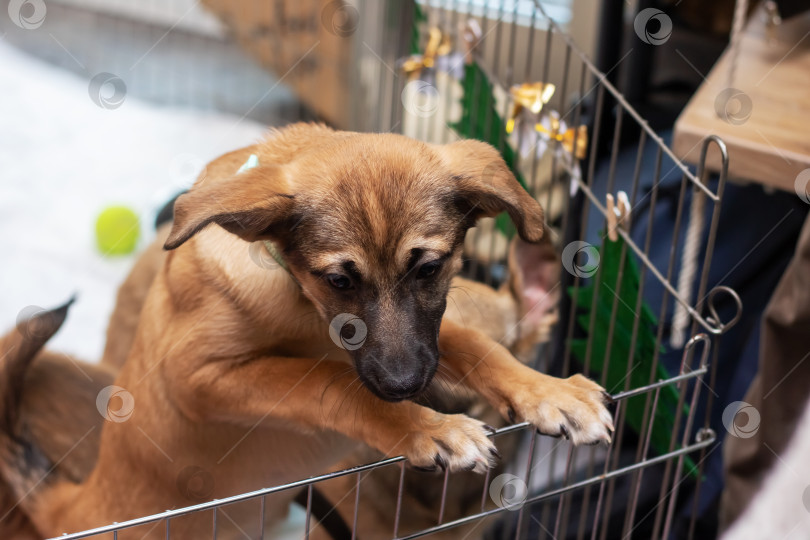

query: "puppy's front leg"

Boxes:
[175, 357, 497, 472]
[438, 320, 614, 445]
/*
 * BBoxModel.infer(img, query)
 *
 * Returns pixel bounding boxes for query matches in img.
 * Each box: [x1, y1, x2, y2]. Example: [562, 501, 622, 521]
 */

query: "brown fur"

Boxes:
[100, 225, 170, 370]
[1, 124, 612, 538]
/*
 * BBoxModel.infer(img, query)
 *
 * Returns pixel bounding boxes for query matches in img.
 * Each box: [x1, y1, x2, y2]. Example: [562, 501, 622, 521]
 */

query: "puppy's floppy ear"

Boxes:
[164, 165, 295, 250]
[437, 139, 545, 242]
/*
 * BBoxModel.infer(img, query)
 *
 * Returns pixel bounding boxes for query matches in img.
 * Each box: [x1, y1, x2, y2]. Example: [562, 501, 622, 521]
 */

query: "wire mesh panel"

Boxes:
[348, 2, 741, 539]
[30, 1, 740, 539]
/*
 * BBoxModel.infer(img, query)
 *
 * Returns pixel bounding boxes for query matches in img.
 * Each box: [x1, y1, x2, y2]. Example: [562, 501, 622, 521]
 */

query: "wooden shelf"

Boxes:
[673, 4, 810, 192]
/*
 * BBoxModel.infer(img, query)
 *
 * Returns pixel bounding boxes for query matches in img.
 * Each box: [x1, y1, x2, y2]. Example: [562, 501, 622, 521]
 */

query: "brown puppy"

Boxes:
[0, 232, 554, 540]
[2, 123, 612, 538]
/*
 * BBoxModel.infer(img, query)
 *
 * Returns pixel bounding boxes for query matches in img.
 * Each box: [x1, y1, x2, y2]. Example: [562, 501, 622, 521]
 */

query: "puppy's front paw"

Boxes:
[399, 413, 498, 474]
[507, 373, 614, 445]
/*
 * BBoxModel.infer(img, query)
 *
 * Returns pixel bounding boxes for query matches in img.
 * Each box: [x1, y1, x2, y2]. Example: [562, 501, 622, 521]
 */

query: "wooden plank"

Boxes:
[672, 4, 810, 193]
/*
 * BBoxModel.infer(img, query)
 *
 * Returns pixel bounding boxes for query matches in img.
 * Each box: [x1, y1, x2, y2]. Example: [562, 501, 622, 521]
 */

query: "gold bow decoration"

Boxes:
[505, 82, 556, 134]
[535, 115, 589, 160]
[402, 27, 452, 77]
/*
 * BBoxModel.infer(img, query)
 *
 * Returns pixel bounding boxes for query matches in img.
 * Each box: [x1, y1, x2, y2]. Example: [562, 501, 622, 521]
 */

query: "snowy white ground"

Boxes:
[0, 40, 267, 362]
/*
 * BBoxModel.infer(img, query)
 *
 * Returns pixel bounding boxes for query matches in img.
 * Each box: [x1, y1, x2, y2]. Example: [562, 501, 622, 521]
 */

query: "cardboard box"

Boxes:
[202, 0, 355, 127]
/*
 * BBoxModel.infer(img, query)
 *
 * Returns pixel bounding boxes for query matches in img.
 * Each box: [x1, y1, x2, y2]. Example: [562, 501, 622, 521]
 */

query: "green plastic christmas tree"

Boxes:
[568, 234, 696, 476]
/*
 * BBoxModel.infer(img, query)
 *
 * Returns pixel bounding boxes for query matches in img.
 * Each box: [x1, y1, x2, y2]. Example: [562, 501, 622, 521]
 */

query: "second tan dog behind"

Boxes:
[0, 123, 613, 538]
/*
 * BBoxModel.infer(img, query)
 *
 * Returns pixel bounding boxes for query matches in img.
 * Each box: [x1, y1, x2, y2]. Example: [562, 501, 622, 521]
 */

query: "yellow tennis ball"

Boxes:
[95, 206, 140, 255]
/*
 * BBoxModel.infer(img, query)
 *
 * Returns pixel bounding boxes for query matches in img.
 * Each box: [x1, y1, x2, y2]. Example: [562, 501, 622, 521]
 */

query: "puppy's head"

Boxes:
[165, 126, 544, 402]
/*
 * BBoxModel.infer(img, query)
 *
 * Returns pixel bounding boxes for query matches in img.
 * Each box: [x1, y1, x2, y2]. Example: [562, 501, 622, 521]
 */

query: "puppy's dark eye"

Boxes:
[417, 261, 442, 279]
[326, 274, 352, 290]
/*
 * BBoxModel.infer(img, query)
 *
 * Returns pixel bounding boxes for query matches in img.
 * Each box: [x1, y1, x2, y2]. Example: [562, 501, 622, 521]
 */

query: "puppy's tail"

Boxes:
[0, 298, 74, 519]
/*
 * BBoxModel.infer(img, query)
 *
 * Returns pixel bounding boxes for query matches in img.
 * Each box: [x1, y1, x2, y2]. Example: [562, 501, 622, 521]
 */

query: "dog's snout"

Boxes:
[358, 344, 437, 402]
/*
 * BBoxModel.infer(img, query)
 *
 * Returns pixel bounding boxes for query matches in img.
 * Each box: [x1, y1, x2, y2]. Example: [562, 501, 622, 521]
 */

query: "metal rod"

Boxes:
[393, 461, 406, 538]
[589, 400, 624, 540]
[684, 144, 728, 539]
[552, 444, 576, 539]
[541, 18, 552, 84]
[611, 367, 707, 402]
[511, 2, 537, 192]
[551, 73, 603, 526]
[652, 335, 712, 538]
[304, 484, 313, 540]
[579, 83, 606, 378]
[391, 0, 413, 134]
[441, 0, 460, 145]
[579, 104, 628, 540]
[438, 468, 450, 525]
[483, 0, 514, 287]
[480, 464, 492, 514]
[376, 0, 390, 133]
[623, 387, 661, 538]
[352, 473, 360, 540]
[597, 131, 651, 540]
[632, 146, 667, 471]
[660, 338, 711, 539]
[557, 60, 589, 381]
[687, 335, 725, 539]
[514, 430, 538, 539]
[597, 394, 629, 540]
[259, 496, 265, 540]
[466, 1, 488, 281]
[688, 136, 730, 339]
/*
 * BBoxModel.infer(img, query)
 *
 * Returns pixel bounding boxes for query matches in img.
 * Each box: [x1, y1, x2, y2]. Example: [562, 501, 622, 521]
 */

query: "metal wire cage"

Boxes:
[34, 1, 742, 539]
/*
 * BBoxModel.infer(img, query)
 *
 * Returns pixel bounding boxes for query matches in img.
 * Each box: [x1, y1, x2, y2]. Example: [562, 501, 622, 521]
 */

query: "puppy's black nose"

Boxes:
[359, 345, 436, 402]
[373, 372, 424, 401]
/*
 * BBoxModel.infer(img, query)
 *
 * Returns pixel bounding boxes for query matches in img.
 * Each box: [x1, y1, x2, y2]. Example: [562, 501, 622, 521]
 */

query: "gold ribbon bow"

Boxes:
[535, 116, 589, 160]
[402, 27, 452, 77]
[505, 82, 556, 134]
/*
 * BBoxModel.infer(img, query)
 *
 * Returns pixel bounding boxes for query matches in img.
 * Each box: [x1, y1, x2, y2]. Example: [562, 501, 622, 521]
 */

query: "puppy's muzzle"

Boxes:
[357, 344, 437, 402]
